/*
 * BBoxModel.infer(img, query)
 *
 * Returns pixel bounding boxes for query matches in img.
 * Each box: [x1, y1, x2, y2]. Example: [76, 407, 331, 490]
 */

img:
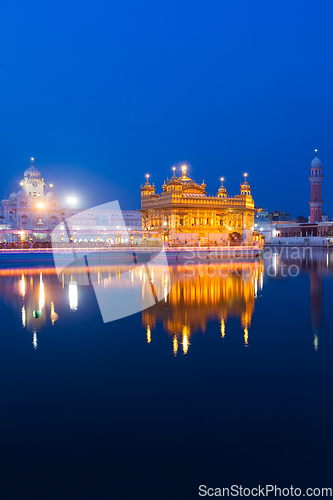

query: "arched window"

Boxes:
[21, 215, 28, 227]
[49, 216, 59, 228]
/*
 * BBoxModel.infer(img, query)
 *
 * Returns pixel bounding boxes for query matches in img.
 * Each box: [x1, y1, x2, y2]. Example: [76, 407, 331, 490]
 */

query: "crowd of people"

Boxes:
[0, 240, 162, 250]
[0, 241, 52, 249]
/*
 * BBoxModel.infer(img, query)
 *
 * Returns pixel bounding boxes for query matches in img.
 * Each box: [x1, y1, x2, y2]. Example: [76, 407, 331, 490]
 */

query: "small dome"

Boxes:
[241, 180, 251, 192]
[311, 156, 321, 167]
[9, 190, 17, 201]
[46, 190, 57, 200]
[218, 178, 226, 191]
[218, 184, 227, 198]
[24, 159, 41, 178]
[16, 189, 26, 199]
[168, 177, 182, 185]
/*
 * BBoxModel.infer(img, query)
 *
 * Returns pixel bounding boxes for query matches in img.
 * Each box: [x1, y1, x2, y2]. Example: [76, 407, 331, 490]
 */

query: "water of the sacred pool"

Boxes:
[0, 248, 332, 499]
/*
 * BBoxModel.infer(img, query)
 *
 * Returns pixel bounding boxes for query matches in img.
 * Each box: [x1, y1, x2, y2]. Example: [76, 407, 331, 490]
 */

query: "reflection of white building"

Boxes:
[0, 159, 142, 241]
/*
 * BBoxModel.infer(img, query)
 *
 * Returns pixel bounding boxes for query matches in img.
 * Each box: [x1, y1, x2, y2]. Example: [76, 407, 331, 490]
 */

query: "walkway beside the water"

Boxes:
[0, 245, 262, 265]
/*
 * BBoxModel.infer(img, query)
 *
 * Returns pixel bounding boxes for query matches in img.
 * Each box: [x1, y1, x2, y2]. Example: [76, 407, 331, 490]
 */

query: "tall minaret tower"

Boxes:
[309, 149, 324, 223]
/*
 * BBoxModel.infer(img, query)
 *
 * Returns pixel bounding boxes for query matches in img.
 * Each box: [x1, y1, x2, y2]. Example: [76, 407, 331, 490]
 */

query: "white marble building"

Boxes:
[1, 158, 67, 232]
[0, 159, 142, 242]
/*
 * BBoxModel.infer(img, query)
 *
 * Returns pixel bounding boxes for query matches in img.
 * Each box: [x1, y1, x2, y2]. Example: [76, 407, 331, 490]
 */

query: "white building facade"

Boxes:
[0, 159, 142, 243]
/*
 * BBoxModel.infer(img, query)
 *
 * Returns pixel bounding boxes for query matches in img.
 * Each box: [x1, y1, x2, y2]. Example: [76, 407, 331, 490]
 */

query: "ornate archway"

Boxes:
[228, 231, 242, 246]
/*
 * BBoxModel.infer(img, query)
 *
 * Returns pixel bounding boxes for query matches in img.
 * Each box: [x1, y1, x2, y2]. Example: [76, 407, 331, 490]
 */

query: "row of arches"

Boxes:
[20, 215, 59, 229]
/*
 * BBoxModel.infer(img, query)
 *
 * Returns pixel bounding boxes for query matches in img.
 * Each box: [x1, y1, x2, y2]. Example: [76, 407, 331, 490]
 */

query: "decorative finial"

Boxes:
[146, 174, 149, 182]
[244, 173, 248, 182]
[172, 167, 176, 175]
[50, 184, 53, 189]
[31, 157, 34, 164]
[181, 165, 187, 176]
[315, 149, 318, 157]
[220, 177, 224, 184]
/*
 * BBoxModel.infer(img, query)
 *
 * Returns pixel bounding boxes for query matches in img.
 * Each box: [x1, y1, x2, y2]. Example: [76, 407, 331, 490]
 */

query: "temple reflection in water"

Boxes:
[0, 248, 330, 353]
[143, 261, 264, 354]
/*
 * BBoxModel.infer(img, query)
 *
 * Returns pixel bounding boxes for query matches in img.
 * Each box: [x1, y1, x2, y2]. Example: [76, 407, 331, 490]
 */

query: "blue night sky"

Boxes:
[1, 0, 332, 217]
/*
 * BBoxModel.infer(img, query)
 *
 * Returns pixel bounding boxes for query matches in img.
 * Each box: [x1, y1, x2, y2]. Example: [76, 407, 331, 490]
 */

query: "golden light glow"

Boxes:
[50, 183, 53, 188]
[39, 273, 45, 313]
[147, 325, 151, 344]
[164, 281, 168, 302]
[141, 261, 263, 355]
[22, 306, 26, 328]
[314, 334, 318, 351]
[173, 335, 178, 356]
[182, 165, 187, 175]
[20, 274, 26, 297]
[244, 327, 248, 346]
[221, 317, 225, 338]
[50, 301, 59, 324]
[37, 202, 44, 209]
[182, 324, 190, 354]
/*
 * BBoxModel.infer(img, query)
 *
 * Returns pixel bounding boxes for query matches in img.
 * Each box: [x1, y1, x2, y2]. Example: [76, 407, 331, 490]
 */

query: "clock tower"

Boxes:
[20, 158, 46, 199]
[309, 150, 324, 223]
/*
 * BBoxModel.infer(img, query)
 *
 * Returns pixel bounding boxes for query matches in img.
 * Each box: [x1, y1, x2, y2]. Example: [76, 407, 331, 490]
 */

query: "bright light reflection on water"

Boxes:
[1, 248, 333, 495]
[1, 249, 331, 354]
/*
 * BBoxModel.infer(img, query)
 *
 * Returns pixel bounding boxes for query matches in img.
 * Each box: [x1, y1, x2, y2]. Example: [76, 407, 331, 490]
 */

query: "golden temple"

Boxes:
[140, 165, 258, 246]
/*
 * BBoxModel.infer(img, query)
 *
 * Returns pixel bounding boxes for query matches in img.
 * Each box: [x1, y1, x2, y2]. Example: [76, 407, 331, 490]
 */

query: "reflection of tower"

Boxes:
[309, 150, 324, 223]
[310, 266, 322, 350]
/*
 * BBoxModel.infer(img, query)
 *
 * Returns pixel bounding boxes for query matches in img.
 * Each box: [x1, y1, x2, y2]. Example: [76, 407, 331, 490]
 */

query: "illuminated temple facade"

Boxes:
[140, 166, 257, 246]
